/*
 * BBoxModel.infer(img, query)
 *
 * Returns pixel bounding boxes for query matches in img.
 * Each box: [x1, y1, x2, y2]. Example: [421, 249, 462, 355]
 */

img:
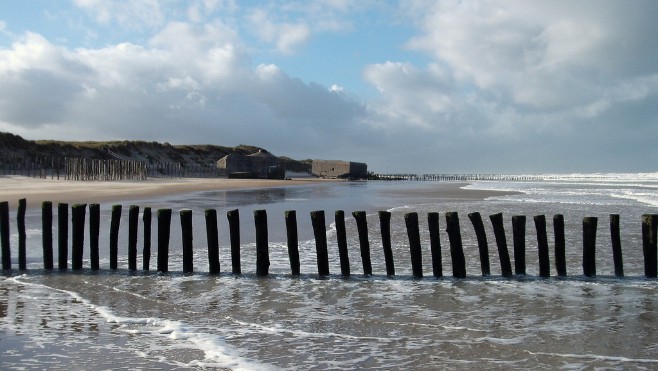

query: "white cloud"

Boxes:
[0, 20, 369, 159]
[2, 1, 657, 173]
[73, 0, 165, 29]
[403, 0, 658, 112]
[247, 8, 310, 55]
[364, 61, 459, 131]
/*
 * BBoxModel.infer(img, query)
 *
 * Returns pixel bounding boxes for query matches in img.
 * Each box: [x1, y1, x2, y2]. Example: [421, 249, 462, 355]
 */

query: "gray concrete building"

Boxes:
[217, 149, 284, 179]
[311, 159, 367, 179]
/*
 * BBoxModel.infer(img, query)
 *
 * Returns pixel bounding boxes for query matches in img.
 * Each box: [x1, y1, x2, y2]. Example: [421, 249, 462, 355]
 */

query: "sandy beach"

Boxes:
[0, 176, 517, 209]
[0, 175, 334, 209]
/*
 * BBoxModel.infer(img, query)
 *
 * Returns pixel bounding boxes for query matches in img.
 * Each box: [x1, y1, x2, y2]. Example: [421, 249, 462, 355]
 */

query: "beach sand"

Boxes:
[0, 175, 516, 209]
[0, 175, 334, 209]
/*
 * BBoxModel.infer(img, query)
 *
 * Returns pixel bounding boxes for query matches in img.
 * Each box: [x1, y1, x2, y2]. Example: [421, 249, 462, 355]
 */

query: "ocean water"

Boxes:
[2, 175, 658, 369]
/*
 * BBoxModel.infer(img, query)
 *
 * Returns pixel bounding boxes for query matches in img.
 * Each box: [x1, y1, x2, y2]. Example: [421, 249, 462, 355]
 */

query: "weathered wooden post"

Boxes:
[157, 209, 172, 273]
[445, 212, 466, 278]
[58, 203, 68, 270]
[0, 201, 9, 270]
[254, 209, 269, 276]
[42, 201, 53, 269]
[128, 205, 139, 271]
[181, 209, 194, 274]
[379, 211, 395, 276]
[553, 214, 567, 277]
[17, 199, 26, 270]
[468, 212, 490, 276]
[489, 213, 513, 278]
[89, 204, 100, 270]
[405, 212, 423, 278]
[285, 210, 300, 276]
[227, 209, 241, 274]
[109, 205, 122, 270]
[427, 212, 443, 277]
[512, 215, 526, 275]
[311, 210, 330, 276]
[534, 215, 551, 278]
[352, 211, 372, 276]
[582, 217, 598, 277]
[335, 210, 350, 277]
[641, 214, 657, 278]
[205, 209, 220, 274]
[609, 214, 624, 277]
[70, 204, 86, 270]
[143, 207, 152, 271]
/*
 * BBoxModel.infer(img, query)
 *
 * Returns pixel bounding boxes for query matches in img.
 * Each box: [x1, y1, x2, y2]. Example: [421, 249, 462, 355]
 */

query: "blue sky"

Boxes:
[1, 1, 657, 173]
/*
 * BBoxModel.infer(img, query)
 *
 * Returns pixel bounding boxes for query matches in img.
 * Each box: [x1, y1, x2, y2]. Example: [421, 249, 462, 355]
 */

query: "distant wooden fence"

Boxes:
[374, 174, 555, 181]
[1, 199, 657, 279]
[0, 156, 219, 180]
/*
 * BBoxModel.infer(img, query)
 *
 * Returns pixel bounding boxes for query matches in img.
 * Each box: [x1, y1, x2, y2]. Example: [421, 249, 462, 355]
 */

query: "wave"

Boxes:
[463, 175, 658, 208]
[7, 275, 274, 371]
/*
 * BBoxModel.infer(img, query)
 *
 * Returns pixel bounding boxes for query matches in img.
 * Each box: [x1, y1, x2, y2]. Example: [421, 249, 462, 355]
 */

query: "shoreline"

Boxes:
[0, 176, 519, 209]
[0, 175, 336, 209]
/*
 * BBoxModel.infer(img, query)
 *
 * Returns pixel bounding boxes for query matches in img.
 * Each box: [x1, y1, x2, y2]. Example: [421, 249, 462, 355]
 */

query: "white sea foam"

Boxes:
[227, 316, 398, 341]
[8, 275, 274, 370]
[463, 173, 658, 208]
[525, 351, 658, 364]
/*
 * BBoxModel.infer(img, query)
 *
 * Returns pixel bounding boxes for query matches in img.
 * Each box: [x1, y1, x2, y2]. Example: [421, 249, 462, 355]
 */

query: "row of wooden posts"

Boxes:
[1, 200, 657, 278]
[0, 156, 220, 180]
[374, 173, 554, 181]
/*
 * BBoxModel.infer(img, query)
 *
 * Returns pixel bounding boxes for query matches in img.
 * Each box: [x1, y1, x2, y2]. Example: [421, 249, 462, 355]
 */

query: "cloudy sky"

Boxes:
[1, 1, 657, 173]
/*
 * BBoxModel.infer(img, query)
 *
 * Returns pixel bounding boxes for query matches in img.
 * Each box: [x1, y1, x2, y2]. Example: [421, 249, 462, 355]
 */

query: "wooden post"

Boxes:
[42, 201, 53, 269]
[128, 205, 139, 271]
[609, 214, 624, 277]
[427, 212, 443, 277]
[285, 210, 300, 276]
[512, 215, 526, 275]
[553, 214, 567, 277]
[205, 209, 220, 274]
[58, 203, 68, 270]
[109, 205, 122, 270]
[352, 211, 372, 276]
[71, 204, 86, 270]
[254, 209, 269, 276]
[379, 211, 395, 276]
[157, 209, 172, 273]
[468, 212, 490, 276]
[227, 209, 241, 275]
[89, 204, 100, 270]
[405, 212, 423, 278]
[445, 212, 466, 278]
[489, 213, 513, 277]
[143, 207, 152, 271]
[641, 214, 657, 278]
[534, 215, 551, 278]
[17, 199, 26, 270]
[335, 210, 350, 277]
[582, 217, 597, 277]
[311, 210, 330, 276]
[181, 209, 194, 274]
[0, 201, 9, 270]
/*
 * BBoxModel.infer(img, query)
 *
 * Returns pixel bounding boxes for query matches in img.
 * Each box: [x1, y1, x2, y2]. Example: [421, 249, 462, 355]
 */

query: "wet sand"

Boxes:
[0, 176, 517, 209]
[0, 176, 333, 209]
[376, 181, 522, 200]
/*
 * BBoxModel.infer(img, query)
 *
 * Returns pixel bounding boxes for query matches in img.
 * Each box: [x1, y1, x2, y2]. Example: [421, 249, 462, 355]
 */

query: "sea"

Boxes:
[1, 173, 658, 370]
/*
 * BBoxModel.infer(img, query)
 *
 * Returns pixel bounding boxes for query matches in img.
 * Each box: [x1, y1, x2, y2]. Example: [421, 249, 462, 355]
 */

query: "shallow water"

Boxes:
[1, 178, 658, 369]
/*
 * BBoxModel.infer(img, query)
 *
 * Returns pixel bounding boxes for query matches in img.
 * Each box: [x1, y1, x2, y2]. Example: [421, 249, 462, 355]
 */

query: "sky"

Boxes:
[0, 0, 657, 174]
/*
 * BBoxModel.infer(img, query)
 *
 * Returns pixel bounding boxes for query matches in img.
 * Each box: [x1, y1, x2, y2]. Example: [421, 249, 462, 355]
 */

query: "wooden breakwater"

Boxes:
[0, 199, 657, 279]
[373, 174, 556, 181]
[0, 155, 220, 180]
